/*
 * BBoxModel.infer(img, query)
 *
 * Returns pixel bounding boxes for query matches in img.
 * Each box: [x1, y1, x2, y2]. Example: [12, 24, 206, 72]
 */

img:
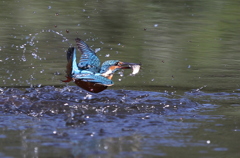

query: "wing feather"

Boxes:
[74, 73, 114, 86]
[75, 38, 100, 73]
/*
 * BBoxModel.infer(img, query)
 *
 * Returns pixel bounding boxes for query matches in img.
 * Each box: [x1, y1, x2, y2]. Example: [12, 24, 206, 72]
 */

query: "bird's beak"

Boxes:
[119, 62, 141, 75]
[119, 62, 140, 68]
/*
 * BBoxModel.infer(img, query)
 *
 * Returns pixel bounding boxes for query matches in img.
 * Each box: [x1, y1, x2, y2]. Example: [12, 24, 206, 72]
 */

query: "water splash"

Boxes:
[0, 86, 204, 120]
[16, 29, 70, 62]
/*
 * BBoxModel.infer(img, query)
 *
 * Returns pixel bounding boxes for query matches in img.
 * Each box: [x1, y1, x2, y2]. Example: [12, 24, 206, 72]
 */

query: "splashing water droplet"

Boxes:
[32, 52, 38, 59]
[20, 44, 26, 48]
[105, 54, 110, 57]
[40, 70, 44, 73]
[118, 71, 124, 77]
[95, 48, 101, 53]
[84, 94, 92, 100]
[21, 56, 26, 62]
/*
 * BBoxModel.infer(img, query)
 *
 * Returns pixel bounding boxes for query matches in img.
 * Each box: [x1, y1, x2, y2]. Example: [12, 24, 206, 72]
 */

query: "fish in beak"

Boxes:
[118, 62, 141, 75]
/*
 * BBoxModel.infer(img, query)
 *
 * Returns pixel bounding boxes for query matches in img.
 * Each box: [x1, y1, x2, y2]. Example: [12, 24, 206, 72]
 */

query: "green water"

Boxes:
[0, 0, 240, 157]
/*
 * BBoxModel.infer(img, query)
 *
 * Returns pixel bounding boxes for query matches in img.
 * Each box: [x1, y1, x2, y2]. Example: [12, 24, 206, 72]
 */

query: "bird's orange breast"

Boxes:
[74, 80, 107, 93]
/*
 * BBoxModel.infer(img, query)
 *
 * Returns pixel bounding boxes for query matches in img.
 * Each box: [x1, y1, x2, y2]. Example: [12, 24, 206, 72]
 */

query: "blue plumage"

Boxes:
[100, 60, 120, 74]
[63, 38, 140, 93]
[76, 38, 100, 73]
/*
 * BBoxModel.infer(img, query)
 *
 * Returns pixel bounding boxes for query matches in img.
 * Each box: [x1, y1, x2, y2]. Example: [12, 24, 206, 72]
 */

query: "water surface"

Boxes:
[0, 0, 240, 157]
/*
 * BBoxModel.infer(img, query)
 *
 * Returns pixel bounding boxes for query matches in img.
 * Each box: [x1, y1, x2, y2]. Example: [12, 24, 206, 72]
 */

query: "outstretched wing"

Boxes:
[74, 73, 114, 86]
[75, 38, 100, 73]
[62, 47, 80, 82]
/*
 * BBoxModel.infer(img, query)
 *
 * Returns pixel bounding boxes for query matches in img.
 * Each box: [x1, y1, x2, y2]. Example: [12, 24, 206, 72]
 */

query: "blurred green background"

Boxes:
[1, 0, 240, 93]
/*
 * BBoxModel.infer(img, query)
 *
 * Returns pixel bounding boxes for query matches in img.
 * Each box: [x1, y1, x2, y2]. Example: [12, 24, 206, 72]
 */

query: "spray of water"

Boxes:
[18, 29, 70, 62]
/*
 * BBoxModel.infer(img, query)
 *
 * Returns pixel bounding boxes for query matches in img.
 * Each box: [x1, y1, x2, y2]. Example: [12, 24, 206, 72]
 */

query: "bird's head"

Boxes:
[100, 60, 140, 79]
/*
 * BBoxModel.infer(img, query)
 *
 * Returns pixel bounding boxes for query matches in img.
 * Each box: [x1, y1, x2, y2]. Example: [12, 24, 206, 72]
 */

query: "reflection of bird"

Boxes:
[62, 38, 140, 93]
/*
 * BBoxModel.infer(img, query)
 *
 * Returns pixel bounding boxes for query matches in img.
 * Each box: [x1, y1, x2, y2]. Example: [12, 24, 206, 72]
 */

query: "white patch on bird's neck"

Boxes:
[101, 69, 113, 77]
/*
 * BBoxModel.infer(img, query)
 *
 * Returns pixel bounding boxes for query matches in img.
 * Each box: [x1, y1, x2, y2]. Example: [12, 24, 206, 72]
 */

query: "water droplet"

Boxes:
[40, 70, 44, 73]
[32, 53, 38, 59]
[154, 24, 158, 27]
[105, 54, 110, 57]
[84, 94, 92, 100]
[54, 71, 60, 75]
[118, 71, 124, 77]
[206, 140, 210, 144]
[48, 6, 51, 9]
[188, 65, 191, 68]
[34, 147, 38, 153]
[95, 48, 101, 53]
[151, 78, 154, 81]
[20, 45, 25, 48]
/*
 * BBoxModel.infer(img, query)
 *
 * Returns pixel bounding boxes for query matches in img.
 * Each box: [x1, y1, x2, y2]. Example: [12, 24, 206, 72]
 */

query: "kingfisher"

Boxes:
[62, 38, 140, 93]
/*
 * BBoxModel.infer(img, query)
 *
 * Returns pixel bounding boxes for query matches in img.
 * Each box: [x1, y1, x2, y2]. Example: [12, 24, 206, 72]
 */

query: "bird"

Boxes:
[62, 38, 141, 93]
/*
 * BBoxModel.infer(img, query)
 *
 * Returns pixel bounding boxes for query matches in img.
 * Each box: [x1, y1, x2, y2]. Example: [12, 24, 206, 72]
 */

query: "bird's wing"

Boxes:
[62, 47, 80, 82]
[75, 38, 100, 73]
[74, 74, 114, 86]
[71, 47, 81, 75]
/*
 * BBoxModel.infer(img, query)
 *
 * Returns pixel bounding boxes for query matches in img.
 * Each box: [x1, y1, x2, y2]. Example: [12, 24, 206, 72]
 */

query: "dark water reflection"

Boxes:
[1, 86, 240, 157]
[1, 0, 240, 157]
